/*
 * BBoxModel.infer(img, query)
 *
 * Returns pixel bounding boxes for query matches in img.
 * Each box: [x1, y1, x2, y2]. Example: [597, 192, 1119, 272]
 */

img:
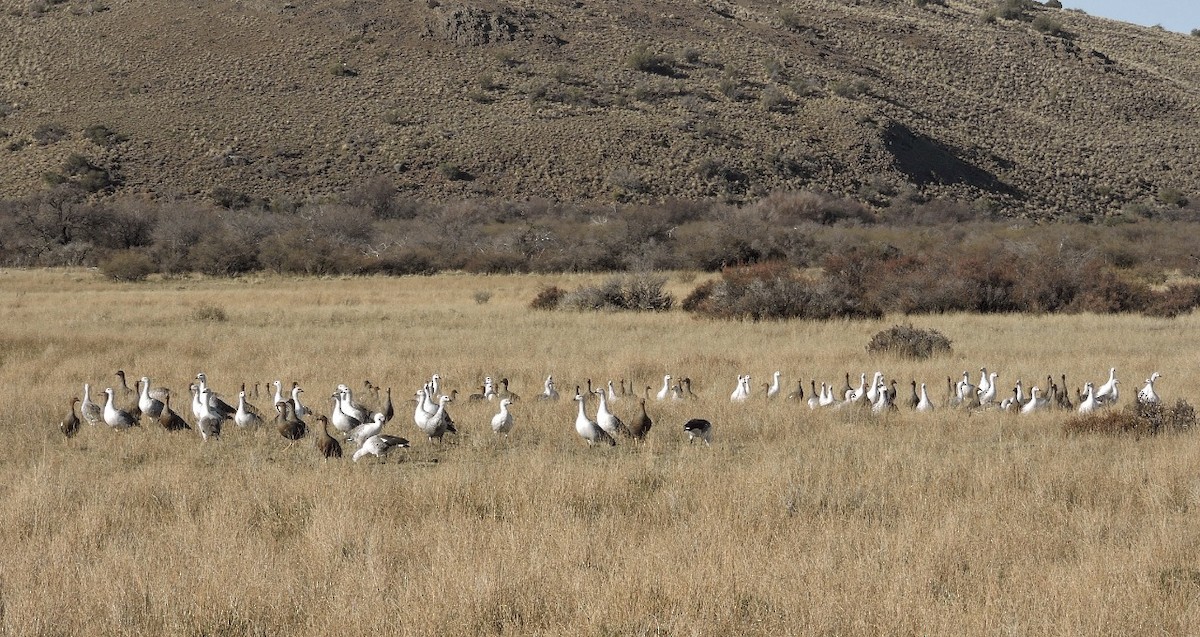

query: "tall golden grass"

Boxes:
[2, 268, 1200, 635]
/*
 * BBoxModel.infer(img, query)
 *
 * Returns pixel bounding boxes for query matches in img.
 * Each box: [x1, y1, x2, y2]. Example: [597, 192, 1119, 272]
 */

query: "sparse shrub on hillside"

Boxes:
[760, 87, 789, 112]
[832, 78, 869, 99]
[1157, 187, 1188, 208]
[1032, 14, 1065, 36]
[438, 163, 472, 181]
[1143, 284, 1200, 318]
[866, 324, 952, 359]
[626, 44, 676, 76]
[211, 186, 252, 209]
[1064, 398, 1196, 437]
[328, 61, 357, 77]
[779, 8, 804, 30]
[1044, 0, 1062, 7]
[683, 262, 880, 321]
[472, 290, 492, 304]
[1192, 28, 1200, 38]
[32, 123, 68, 145]
[914, 0, 947, 7]
[83, 124, 126, 147]
[679, 47, 702, 65]
[100, 250, 156, 281]
[609, 168, 648, 196]
[993, 0, 1033, 20]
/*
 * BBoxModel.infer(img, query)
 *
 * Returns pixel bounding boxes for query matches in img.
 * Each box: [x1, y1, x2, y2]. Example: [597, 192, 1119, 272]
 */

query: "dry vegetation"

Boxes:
[3, 268, 1200, 635]
[0, 0, 1199, 216]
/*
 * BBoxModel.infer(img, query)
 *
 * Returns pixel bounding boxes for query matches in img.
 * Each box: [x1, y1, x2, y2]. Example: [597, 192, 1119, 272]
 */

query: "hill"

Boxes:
[1, 0, 1198, 217]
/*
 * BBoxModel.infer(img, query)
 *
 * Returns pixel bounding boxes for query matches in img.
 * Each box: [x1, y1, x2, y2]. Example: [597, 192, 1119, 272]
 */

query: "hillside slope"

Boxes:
[1, 0, 1198, 217]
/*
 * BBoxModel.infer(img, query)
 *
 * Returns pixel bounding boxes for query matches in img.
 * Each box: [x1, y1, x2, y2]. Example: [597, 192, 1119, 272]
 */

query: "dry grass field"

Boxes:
[2, 268, 1200, 635]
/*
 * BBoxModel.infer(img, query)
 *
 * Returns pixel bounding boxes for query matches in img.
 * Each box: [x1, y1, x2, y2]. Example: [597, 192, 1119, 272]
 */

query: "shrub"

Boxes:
[1032, 14, 1064, 35]
[530, 285, 565, 310]
[559, 275, 673, 312]
[32, 123, 68, 145]
[779, 8, 803, 30]
[831, 78, 869, 99]
[1064, 398, 1196, 437]
[626, 44, 676, 76]
[1157, 187, 1188, 208]
[760, 87, 789, 112]
[472, 290, 492, 304]
[83, 124, 126, 146]
[192, 303, 228, 322]
[438, 163, 472, 181]
[100, 250, 156, 281]
[866, 324, 952, 359]
[993, 0, 1032, 20]
[1044, 0, 1062, 7]
[329, 61, 357, 77]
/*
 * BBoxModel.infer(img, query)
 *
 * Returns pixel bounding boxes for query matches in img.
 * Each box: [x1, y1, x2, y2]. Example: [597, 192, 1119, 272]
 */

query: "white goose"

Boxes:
[491, 398, 514, 435]
[977, 367, 991, 397]
[340, 385, 371, 423]
[916, 383, 935, 412]
[346, 413, 386, 447]
[1020, 386, 1049, 415]
[865, 372, 884, 404]
[81, 383, 103, 426]
[574, 390, 615, 446]
[1096, 379, 1120, 406]
[657, 375, 672, 401]
[1078, 382, 1099, 414]
[102, 387, 137, 429]
[808, 381, 823, 410]
[871, 379, 893, 414]
[417, 394, 455, 442]
[538, 375, 560, 401]
[594, 389, 627, 438]
[138, 377, 167, 419]
[196, 388, 222, 441]
[332, 391, 362, 433]
[352, 434, 410, 461]
[291, 383, 309, 418]
[818, 382, 836, 407]
[273, 380, 286, 407]
[607, 381, 619, 403]
[766, 371, 781, 400]
[1138, 372, 1161, 404]
[847, 373, 867, 402]
[235, 391, 263, 428]
[978, 372, 999, 406]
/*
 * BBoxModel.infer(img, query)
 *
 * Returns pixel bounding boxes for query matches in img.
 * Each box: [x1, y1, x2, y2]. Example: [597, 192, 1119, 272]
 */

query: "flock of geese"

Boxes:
[57, 366, 1162, 458]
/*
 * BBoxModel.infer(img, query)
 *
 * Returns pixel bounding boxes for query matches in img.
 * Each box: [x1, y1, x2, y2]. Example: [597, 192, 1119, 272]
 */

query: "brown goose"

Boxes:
[315, 415, 342, 459]
[61, 397, 81, 438]
[381, 387, 394, 424]
[786, 380, 804, 401]
[158, 394, 191, 432]
[275, 401, 307, 440]
[498, 378, 520, 402]
[628, 398, 653, 440]
[907, 380, 920, 410]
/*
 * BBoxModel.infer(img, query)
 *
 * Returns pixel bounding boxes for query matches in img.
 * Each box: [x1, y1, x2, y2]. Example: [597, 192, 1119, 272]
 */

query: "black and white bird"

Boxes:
[1138, 372, 1161, 404]
[352, 434, 410, 462]
[683, 419, 712, 445]
[574, 389, 615, 446]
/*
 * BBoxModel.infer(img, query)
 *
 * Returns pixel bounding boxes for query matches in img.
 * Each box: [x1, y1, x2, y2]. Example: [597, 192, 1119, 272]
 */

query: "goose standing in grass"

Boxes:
[808, 382, 823, 410]
[865, 372, 884, 404]
[158, 394, 191, 432]
[235, 391, 263, 428]
[730, 374, 749, 402]
[315, 415, 342, 459]
[137, 378, 168, 419]
[847, 373, 866, 402]
[1096, 380, 1120, 406]
[786, 379, 805, 401]
[574, 389, 615, 446]
[272, 380, 286, 407]
[1139, 372, 1162, 404]
[1078, 382, 1099, 414]
[275, 400, 307, 440]
[1020, 386, 1049, 415]
[657, 375, 672, 401]
[871, 379, 896, 414]
[483, 376, 497, 401]
[195, 373, 236, 420]
[196, 389, 223, 441]
[346, 413, 386, 446]
[916, 383, 935, 412]
[978, 372, 998, 406]
[683, 419, 713, 445]
[417, 394, 456, 443]
[594, 388, 627, 438]
[681, 377, 699, 400]
[353, 434, 410, 462]
[291, 383, 309, 418]
[999, 388, 1020, 412]
[1057, 374, 1074, 410]
[538, 375, 560, 401]
[766, 371, 782, 400]
[103, 388, 137, 430]
[1095, 367, 1117, 402]
[340, 385, 372, 423]
[607, 381, 620, 403]
[81, 383, 103, 427]
[819, 383, 836, 408]
[906, 380, 920, 410]
[115, 370, 137, 406]
[491, 398, 515, 435]
[381, 387, 395, 424]
[629, 398, 652, 440]
[332, 391, 363, 433]
[61, 397, 81, 439]
[977, 368, 991, 397]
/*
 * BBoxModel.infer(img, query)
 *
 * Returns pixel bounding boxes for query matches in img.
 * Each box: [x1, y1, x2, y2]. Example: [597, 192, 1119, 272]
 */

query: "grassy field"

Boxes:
[2, 268, 1199, 635]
